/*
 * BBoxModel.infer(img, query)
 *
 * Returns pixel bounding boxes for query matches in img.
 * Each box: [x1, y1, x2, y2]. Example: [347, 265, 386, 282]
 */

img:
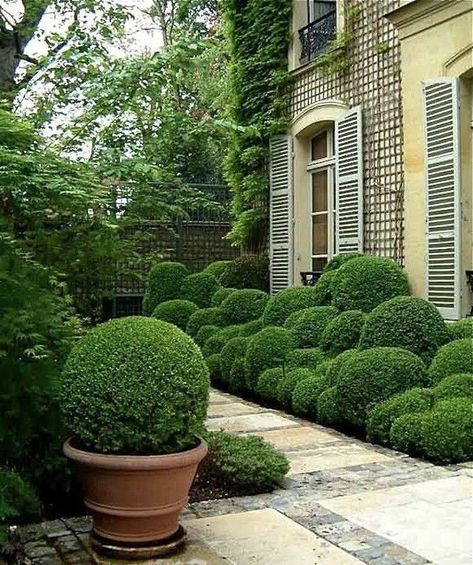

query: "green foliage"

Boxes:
[219, 255, 269, 291]
[187, 307, 223, 337]
[313, 271, 337, 306]
[220, 289, 269, 325]
[228, 357, 248, 395]
[277, 368, 313, 411]
[366, 388, 432, 446]
[143, 262, 189, 315]
[151, 299, 198, 331]
[181, 272, 222, 309]
[432, 374, 473, 402]
[448, 318, 472, 340]
[256, 368, 284, 405]
[202, 261, 232, 280]
[390, 413, 425, 457]
[239, 318, 264, 337]
[211, 287, 237, 307]
[61, 317, 209, 455]
[220, 337, 249, 384]
[317, 387, 344, 427]
[287, 348, 327, 370]
[263, 287, 317, 327]
[323, 253, 364, 273]
[244, 327, 296, 390]
[325, 349, 358, 387]
[421, 398, 473, 463]
[359, 296, 449, 363]
[285, 306, 338, 348]
[206, 353, 222, 387]
[0, 470, 41, 540]
[336, 348, 428, 427]
[292, 372, 330, 420]
[202, 325, 242, 357]
[321, 310, 366, 356]
[429, 339, 473, 383]
[331, 256, 409, 313]
[194, 324, 220, 347]
[201, 431, 289, 491]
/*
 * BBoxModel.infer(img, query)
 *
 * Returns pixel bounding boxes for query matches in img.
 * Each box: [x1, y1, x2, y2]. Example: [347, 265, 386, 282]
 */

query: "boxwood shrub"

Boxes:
[292, 372, 330, 420]
[313, 271, 337, 306]
[181, 273, 222, 309]
[325, 349, 358, 387]
[263, 287, 317, 327]
[331, 256, 409, 312]
[390, 413, 425, 457]
[194, 324, 220, 347]
[244, 327, 296, 390]
[366, 388, 432, 446]
[421, 398, 473, 463]
[211, 287, 237, 307]
[277, 368, 313, 411]
[320, 310, 366, 356]
[61, 317, 209, 455]
[432, 374, 473, 402]
[256, 368, 285, 406]
[284, 306, 338, 348]
[239, 318, 264, 337]
[202, 325, 242, 357]
[448, 317, 472, 340]
[219, 255, 269, 291]
[202, 261, 232, 280]
[220, 337, 249, 384]
[428, 339, 473, 383]
[336, 347, 428, 427]
[317, 386, 344, 427]
[359, 296, 449, 363]
[221, 289, 269, 325]
[151, 299, 198, 331]
[287, 347, 326, 370]
[206, 353, 222, 386]
[323, 253, 364, 273]
[142, 262, 189, 315]
[186, 308, 223, 337]
[228, 357, 248, 395]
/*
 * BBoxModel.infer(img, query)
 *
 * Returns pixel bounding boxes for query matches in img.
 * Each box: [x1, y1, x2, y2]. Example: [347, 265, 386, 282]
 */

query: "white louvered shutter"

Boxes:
[335, 106, 363, 254]
[422, 78, 461, 320]
[269, 135, 293, 293]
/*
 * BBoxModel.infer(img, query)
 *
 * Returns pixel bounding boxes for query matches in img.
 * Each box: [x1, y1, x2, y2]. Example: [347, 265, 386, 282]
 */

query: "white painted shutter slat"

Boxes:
[269, 135, 293, 293]
[335, 106, 363, 254]
[422, 78, 461, 320]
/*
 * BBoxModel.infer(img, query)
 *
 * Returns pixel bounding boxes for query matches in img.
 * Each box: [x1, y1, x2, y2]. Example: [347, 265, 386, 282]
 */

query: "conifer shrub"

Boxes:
[219, 255, 269, 291]
[256, 368, 285, 406]
[317, 387, 344, 427]
[428, 339, 473, 383]
[239, 318, 264, 337]
[292, 372, 330, 420]
[284, 306, 338, 348]
[262, 287, 317, 327]
[286, 348, 326, 370]
[313, 270, 337, 306]
[220, 337, 249, 385]
[194, 325, 220, 347]
[202, 325, 242, 357]
[142, 262, 189, 315]
[320, 310, 366, 356]
[390, 413, 425, 457]
[186, 308, 223, 337]
[220, 289, 269, 325]
[448, 317, 472, 340]
[211, 287, 237, 307]
[432, 374, 473, 402]
[277, 368, 313, 411]
[202, 261, 232, 280]
[151, 299, 198, 331]
[181, 273, 222, 309]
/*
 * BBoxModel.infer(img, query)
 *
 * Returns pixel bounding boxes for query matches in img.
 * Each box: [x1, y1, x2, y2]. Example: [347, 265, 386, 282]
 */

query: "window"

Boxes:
[308, 128, 335, 271]
[299, 1, 337, 64]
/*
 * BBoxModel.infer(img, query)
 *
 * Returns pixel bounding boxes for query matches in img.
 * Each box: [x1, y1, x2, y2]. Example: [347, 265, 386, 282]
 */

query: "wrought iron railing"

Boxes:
[299, 10, 337, 64]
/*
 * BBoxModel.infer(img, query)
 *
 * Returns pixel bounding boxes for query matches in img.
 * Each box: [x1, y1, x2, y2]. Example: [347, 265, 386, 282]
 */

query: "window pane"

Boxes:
[312, 214, 328, 254]
[312, 170, 328, 212]
[311, 131, 327, 160]
[312, 257, 327, 272]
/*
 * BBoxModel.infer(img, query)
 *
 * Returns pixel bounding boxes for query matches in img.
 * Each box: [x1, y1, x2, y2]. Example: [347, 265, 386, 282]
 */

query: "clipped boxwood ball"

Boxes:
[321, 310, 366, 356]
[219, 255, 269, 291]
[337, 347, 428, 427]
[284, 306, 338, 348]
[360, 296, 449, 364]
[428, 339, 473, 383]
[221, 289, 269, 325]
[220, 337, 249, 384]
[206, 353, 222, 386]
[61, 317, 209, 455]
[277, 368, 313, 411]
[256, 368, 284, 406]
[421, 398, 473, 463]
[181, 273, 222, 309]
[202, 261, 232, 280]
[313, 271, 337, 306]
[366, 388, 432, 446]
[244, 327, 296, 390]
[331, 256, 409, 313]
[202, 325, 242, 357]
[390, 413, 425, 457]
[186, 308, 223, 337]
[151, 299, 198, 331]
[317, 386, 344, 427]
[292, 372, 330, 420]
[325, 349, 358, 387]
[211, 287, 237, 307]
[142, 262, 189, 315]
[228, 357, 248, 395]
[194, 324, 220, 347]
[287, 348, 326, 370]
[323, 253, 364, 273]
[433, 374, 473, 402]
[448, 317, 472, 341]
[239, 318, 264, 337]
[263, 287, 317, 327]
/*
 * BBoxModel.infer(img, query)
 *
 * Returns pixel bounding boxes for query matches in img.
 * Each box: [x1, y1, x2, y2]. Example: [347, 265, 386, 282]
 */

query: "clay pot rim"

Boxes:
[63, 436, 208, 471]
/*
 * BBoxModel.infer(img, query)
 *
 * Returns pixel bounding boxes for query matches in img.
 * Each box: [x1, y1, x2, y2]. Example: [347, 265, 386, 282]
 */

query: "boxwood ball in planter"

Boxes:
[61, 316, 209, 555]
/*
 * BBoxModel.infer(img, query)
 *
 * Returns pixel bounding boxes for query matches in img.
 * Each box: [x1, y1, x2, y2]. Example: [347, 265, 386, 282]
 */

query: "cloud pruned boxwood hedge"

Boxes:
[206, 353, 222, 386]
[321, 310, 366, 356]
[194, 324, 220, 347]
[286, 348, 326, 370]
[277, 368, 313, 411]
[256, 367, 284, 406]
[239, 318, 264, 337]
[61, 317, 209, 455]
[181, 273, 222, 309]
[323, 253, 364, 273]
[448, 317, 473, 341]
[317, 386, 344, 427]
[142, 262, 189, 316]
[220, 289, 269, 325]
[202, 261, 232, 280]
[313, 271, 337, 306]
[220, 337, 249, 384]
[390, 413, 425, 457]
[325, 349, 358, 387]
[432, 373, 473, 402]
[228, 357, 247, 395]
[284, 306, 338, 348]
[151, 299, 198, 331]
[219, 255, 269, 291]
[202, 325, 242, 357]
[211, 287, 237, 307]
[186, 308, 223, 337]
[292, 372, 330, 419]
[428, 339, 473, 383]
[263, 287, 317, 327]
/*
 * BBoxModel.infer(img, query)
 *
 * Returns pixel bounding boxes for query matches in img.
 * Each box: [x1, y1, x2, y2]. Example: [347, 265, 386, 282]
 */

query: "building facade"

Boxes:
[269, 0, 473, 320]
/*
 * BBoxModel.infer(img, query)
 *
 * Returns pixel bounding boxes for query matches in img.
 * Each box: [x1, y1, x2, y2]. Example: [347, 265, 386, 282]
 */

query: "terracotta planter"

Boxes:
[64, 437, 207, 544]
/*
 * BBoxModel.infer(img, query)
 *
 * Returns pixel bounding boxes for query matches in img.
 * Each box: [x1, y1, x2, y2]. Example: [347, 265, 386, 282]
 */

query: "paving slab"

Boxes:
[208, 391, 233, 404]
[206, 412, 298, 433]
[207, 402, 262, 418]
[246, 425, 341, 450]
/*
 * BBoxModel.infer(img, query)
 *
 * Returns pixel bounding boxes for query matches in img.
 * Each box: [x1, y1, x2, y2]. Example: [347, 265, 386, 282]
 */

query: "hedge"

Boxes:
[0, 469, 41, 538]
[277, 368, 313, 411]
[428, 339, 473, 383]
[220, 289, 269, 325]
[239, 318, 264, 337]
[325, 349, 358, 387]
[194, 324, 220, 347]
[292, 372, 330, 420]
[317, 386, 344, 427]
[228, 357, 248, 395]
[390, 413, 425, 457]
[202, 325, 242, 357]
[448, 317, 472, 341]
[263, 287, 317, 327]
[151, 299, 198, 331]
[284, 306, 338, 348]
[219, 255, 269, 291]
[220, 337, 249, 385]
[142, 262, 189, 315]
[202, 261, 232, 280]
[323, 253, 364, 273]
[206, 353, 222, 386]
[186, 308, 223, 337]
[313, 270, 337, 306]
[432, 374, 473, 402]
[211, 287, 237, 307]
[181, 273, 222, 308]
[286, 347, 326, 370]
[320, 310, 366, 356]
[256, 367, 285, 406]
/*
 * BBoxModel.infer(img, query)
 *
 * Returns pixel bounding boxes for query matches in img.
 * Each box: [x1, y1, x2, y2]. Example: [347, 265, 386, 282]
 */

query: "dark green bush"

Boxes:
[366, 388, 432, 446]
[202, 325, 242, 357]
[421, 398, 473, 463]
[433, 374, 473, 402]
[263, 287, 317, 327]
[256, 368, 284, 405]
[199, 431, 289, 491]
[284, 306, 338, 348]
[211, 287, 237, 307]
[325, 349, 358, 386]
[142, 262, 189, 315]
[277, 368, 313, 411]
[228, 357, 247, 395]
[313, 271, 337, 306]
[219, 255, 269, 291]
[323, 253, 364, 273]
[239, 318, 264, 337]
[390, 413, 425, 457]
[336, 347, 428, 427]
[206, 354, 222, 387]
[151, 299, 198, 331]
[221, 289, 269, 325]
[317, 387, 344, 427]
[186, 308, 223, 337]
[287, 348, 326, 370]
[220, 337, 249, 384]
[321, 310, 366, 356]
[428, 339, 473, 383]
[0, 470, 41, 541]
[359, 296, 449, 363]
[194, 325, 220, 347]
[292, 372, 330, 420]
[448, 318, 472, 340]
[202, 261, 232, 280]
[244, 327, 296, 390]
[61, 317, 209, 455]
[331, 256, 409, 313]
[181, 272, 222, 309]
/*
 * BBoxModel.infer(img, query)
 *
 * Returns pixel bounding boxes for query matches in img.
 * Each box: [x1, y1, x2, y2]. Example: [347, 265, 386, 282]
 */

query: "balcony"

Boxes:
[298, 10, 337, 64]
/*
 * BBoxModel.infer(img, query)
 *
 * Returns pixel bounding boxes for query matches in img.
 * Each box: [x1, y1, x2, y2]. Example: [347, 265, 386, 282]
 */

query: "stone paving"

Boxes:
[8, 389, 472, 564]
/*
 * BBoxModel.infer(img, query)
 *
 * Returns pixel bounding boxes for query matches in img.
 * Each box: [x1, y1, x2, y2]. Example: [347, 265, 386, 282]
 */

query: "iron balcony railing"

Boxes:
[299, 10, 337, 64]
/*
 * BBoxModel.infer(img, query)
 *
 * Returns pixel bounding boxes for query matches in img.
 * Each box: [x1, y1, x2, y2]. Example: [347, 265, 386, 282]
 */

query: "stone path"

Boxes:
[11, 389, 472, 564]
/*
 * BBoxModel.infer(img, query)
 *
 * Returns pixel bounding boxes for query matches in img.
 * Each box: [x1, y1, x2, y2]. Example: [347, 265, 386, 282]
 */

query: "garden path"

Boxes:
[13, 389, 472, 564]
